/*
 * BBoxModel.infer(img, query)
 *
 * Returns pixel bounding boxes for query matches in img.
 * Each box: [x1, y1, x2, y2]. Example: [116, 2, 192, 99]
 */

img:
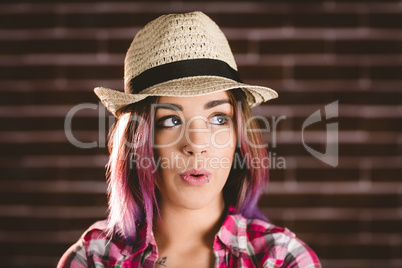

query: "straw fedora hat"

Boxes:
[94, 11, 278, 116]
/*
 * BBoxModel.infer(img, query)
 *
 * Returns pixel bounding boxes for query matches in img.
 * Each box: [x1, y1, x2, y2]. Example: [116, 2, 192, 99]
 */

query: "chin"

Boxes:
[157, 171, 227, 211]
[174, 191, 224, 211]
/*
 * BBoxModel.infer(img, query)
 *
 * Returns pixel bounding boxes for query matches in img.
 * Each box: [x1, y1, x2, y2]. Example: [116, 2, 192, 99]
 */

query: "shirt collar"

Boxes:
[214, 207, 249, 256]
[120, 223, 157, 256]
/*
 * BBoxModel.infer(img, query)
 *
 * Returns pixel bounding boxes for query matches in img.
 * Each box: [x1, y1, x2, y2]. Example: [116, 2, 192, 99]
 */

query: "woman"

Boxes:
[58, 11, 321, 267]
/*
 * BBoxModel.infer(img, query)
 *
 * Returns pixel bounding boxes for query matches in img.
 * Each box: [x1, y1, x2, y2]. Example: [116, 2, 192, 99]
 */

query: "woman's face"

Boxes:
[153, 91, 237, 210]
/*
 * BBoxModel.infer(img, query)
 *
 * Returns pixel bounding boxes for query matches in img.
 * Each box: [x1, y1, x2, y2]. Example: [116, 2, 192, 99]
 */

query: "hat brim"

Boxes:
[94, 76, 278, 116]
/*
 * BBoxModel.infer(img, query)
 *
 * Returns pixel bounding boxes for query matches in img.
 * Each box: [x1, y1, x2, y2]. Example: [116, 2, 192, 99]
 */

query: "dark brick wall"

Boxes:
[0, 1, 401, 267]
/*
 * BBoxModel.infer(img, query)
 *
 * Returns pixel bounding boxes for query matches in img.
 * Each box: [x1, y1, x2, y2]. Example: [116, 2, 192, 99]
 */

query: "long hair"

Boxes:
[105, 89, 269, 240]
[224, 89, 269, 221]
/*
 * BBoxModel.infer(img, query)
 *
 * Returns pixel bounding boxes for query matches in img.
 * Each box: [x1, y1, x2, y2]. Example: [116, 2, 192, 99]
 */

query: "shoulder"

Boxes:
[57, 220, 129, 268]
[242, 216, 321, 268]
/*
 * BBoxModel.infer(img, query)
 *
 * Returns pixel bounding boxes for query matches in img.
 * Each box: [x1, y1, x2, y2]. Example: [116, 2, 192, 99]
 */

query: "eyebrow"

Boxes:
[203, 99, 231, 109]
[155, 99, 231, 111]
[155, 103, 183, 111]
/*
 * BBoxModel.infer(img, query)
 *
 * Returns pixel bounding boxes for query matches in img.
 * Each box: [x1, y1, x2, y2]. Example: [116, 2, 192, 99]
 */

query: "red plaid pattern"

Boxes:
[58, 211, 321, 268]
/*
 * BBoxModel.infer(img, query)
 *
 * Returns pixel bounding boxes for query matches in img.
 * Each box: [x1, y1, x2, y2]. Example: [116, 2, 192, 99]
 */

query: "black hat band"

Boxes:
[129, 59, 243, 94]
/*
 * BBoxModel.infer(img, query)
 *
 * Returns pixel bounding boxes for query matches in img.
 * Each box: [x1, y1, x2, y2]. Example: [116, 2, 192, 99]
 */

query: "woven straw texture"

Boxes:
[124, 11, 237, 89]
[94, 11, 278, 116]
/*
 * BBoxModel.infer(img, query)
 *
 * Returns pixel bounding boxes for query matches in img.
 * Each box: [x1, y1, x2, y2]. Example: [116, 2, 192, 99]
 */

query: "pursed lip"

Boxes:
[179, 168, 212, 186]
[179, 168, 212, 177]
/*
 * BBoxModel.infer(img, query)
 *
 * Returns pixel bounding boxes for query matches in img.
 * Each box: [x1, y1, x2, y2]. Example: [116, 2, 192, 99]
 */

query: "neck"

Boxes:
[154, 195, 226, 250]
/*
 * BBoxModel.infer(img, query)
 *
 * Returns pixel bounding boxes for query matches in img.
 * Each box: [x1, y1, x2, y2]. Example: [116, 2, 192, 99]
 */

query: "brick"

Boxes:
[268, 168, 286, 182]
[0, 40, 98, 54]
[212, 13, 287, 28]
[315, 244, 396, 259]
[0, 66, 123, 80]
[359, 118, 402, 132]
[270, 219, 360, 233]
[0, 66, 57, 80]
[64, 65, 123, 79]
[1, 167, 106, 181]
[0, 117, 99, 131]
[238, 65, 283, 80]
[0, 193, 107, 206]
[273, 220, 402, 241]
[0, 241, 74, 257]
[65, 13, 163, 28]
[291, 13, 358, 28]
[370, 66, 402, 80]
[272, 92, 402, 105]
[335, 40, 401, 55]
[273, 143, 398, 157]
[0, 217, 100, 231]
[340, 144, 398, 157]
[371, 168, 402, 182]
[0, 117, 98, 131]
[371, 220, 402, 233]
[228, 40, 249, 54]
[259, 194, 398, 208]
[0, 143, 107, 156]
[0, 0, 327, 2]
[0, 118, 62, 131]
[296, 168, 359, 181]
[294, 65, 360, 80]
[1, 261, 54, 268]
[271, 143, 312, 157]
[369, 14, 402, 28]
[0, 91, 94, 105]
[108, 39, 134, 53]
[336, 0, 399, 2]
[292, 118, 401, 132]
[260, 39, 325, 54]
[0, 14, 58, 29]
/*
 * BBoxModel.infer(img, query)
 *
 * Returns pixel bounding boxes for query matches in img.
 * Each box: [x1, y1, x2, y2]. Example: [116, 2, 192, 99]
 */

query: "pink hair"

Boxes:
[224, 89, 269, 220]
[106, 97, 159, 239]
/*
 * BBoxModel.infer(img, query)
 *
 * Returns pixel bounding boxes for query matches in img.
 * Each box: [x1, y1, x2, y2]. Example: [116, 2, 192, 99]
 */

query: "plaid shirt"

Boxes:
[58, 210, 321, 268]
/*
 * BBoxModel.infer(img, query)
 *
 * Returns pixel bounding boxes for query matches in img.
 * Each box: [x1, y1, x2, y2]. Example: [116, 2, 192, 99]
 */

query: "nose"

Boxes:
[182, 144, 206, 156]
[182, 116, 210, 155]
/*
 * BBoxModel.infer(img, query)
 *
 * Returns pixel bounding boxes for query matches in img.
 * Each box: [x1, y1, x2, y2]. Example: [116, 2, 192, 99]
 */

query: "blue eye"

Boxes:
[156, 116, 182, 128]
[210, 114, 229, 125]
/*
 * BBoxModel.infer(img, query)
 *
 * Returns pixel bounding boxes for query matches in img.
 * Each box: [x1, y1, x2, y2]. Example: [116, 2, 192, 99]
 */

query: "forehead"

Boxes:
[157, 90, 230, 105]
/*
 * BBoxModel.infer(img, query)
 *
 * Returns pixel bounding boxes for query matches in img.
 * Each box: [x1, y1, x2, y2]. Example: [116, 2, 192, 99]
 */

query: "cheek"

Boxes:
[211, 137, 237, 172]
[210, 127, 237, 153]
[154, 128, 183, 148]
